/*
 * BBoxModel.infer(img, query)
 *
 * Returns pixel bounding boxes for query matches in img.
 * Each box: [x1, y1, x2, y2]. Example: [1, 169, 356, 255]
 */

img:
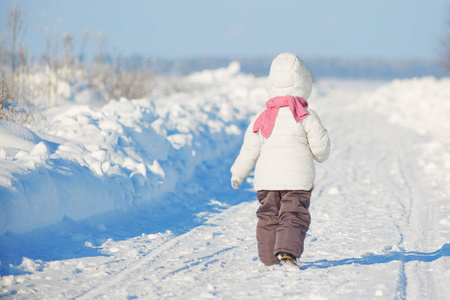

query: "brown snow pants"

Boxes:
[256, 190, 311, 265]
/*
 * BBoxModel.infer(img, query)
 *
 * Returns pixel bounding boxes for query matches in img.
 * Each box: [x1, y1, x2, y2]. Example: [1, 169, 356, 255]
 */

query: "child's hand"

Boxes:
[231, 176, 243, 189]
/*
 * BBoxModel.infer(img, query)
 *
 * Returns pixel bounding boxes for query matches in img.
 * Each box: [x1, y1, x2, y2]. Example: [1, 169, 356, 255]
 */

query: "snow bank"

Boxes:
[364, 77, 450, 190]
[0, 62, 267, 234]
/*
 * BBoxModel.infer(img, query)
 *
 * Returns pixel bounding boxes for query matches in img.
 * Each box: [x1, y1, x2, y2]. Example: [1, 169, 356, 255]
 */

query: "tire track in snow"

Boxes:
[383, 136, 417, 300]
[367, 119, 439, 300]
[160, 246, 237, 280]
[391, 136, 439, 300]
[74, 203, 259, 299]
[360, 129, 416, 299]
[74, 230, 210, 299]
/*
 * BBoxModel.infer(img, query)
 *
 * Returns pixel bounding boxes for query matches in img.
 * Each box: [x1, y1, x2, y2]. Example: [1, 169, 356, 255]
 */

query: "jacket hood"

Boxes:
[267, 53, 313, 100]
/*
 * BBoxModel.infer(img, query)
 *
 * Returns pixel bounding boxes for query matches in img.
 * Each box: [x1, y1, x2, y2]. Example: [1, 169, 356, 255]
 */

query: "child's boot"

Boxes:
[278, 252, 301, 270]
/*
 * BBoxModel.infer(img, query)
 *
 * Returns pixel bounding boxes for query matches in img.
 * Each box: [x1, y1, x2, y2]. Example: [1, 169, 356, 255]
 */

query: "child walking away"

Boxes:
[230, 52, 330, 270]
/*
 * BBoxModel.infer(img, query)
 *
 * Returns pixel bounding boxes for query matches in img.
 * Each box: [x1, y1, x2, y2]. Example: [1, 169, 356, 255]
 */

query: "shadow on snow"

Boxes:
[0, 149, 255, 276]
[302, 243, 450, 270]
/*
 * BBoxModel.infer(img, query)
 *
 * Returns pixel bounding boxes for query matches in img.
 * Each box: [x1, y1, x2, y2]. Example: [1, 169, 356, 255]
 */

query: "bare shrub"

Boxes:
[0, 4, 39, 124]
[0, 76, 40, 124]
[6, 4, 25, 99]
[89, 54, 154, 101]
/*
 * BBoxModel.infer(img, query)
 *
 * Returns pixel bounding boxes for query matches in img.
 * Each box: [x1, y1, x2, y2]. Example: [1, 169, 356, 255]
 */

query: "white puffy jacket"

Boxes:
[230, 53, 330, 191]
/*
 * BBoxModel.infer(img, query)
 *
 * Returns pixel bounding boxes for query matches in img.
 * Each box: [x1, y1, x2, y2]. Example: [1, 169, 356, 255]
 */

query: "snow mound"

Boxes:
[0, 63, 267, 235]
[0, 120, 42, 152]
[364, 77, 450, 191]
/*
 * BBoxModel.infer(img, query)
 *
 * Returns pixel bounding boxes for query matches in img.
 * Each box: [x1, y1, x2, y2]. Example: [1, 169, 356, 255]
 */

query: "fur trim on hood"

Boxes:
[267, 53, 313, 100]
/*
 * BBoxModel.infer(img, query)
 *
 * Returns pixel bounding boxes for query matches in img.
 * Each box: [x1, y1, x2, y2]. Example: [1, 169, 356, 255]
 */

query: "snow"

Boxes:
[1, 63, 450, 299]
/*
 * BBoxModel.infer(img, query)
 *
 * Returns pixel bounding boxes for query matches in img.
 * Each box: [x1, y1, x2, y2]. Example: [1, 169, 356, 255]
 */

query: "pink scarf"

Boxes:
[253, 96, 308, 138]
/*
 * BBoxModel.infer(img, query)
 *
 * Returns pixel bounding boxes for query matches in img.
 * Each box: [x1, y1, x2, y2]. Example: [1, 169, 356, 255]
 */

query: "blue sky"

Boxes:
[1, 0, 449, 60]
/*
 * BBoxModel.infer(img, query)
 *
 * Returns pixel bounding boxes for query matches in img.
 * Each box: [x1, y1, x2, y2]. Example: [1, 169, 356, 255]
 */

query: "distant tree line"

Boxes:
[442, 6, 450, 70]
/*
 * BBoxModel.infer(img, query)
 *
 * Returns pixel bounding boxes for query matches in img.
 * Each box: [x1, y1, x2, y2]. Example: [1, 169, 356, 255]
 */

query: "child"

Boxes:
[230, 52, 330, 269]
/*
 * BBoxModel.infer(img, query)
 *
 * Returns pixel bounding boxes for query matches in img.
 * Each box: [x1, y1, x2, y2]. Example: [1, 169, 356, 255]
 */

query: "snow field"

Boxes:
[1, 64, 449, 299]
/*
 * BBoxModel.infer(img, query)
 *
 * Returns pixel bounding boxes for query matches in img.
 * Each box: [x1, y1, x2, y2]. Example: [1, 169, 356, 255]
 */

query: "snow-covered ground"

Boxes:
[0, 63, 449, 299]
